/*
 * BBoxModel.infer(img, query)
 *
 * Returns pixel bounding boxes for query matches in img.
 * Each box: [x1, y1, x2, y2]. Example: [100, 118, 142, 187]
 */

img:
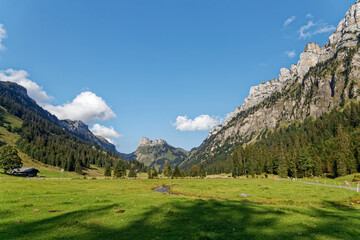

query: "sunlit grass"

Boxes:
[0, 178, 359, 240]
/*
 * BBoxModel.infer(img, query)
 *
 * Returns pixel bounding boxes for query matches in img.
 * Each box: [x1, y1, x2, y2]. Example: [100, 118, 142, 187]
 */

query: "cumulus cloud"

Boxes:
[0, 69, 53, 105]
[299, 20, 335, 39]
[173, 115, 223, 131]
[90, 123, 122, 146]
[284, 16, 296, 27]
[285, 50, 296, 58]
[90, 124, 122, 138]
[44, 91, 116, 124]
[0, 24, 7, 51]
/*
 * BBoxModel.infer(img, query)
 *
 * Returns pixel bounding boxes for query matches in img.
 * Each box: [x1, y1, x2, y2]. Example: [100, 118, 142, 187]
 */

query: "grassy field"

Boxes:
[0, 177, 359, 240]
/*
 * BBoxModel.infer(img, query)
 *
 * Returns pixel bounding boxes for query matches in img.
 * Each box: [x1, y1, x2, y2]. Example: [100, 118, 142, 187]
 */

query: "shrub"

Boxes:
[352, 175, 360, 182]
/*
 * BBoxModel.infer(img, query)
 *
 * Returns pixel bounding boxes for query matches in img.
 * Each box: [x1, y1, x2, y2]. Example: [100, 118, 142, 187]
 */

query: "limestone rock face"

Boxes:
[138, 137, 167, 147]
[329, 2, 360, 48]
[181, 1, 360, 169]
[61, 119, 89, 134]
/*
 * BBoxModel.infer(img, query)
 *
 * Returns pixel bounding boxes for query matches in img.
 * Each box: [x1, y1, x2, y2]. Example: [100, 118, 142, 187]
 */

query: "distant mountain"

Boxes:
[126, 137, 189, 170]
[181, 1, 360, 170]
[0, 81, 116, 152]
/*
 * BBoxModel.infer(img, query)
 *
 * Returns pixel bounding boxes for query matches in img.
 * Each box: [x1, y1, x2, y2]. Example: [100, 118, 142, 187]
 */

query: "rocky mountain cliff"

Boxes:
[126, 137, 189, 169]
[0, 81, 117, 152]
[181, 1, 360, 169]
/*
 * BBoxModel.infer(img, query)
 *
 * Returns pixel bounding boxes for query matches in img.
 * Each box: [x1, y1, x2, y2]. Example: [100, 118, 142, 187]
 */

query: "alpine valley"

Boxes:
[2, 1, 360, 177]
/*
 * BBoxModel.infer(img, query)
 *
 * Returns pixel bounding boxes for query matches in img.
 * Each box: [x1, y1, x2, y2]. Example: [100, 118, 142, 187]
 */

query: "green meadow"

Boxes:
[1, 178, 359, 240]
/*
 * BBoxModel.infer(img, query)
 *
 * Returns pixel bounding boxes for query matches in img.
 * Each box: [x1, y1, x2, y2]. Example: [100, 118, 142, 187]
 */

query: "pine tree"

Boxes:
[147, 168, 153, 179]
[163, 161, 172, 178]
[172, 164, 181, 178]
[232, 148, 240, 178]
[121, 165, 127, 177]
[104, 164, 111, 177]
[128, 164, 137, 178]
[278, 142, 288, 178]
[75, 161, 82, 175]
[152, 169, 158, 178]
[199, 164, 206, 179]
[113, 163, 122, 178]
[0, 145, 22, 173]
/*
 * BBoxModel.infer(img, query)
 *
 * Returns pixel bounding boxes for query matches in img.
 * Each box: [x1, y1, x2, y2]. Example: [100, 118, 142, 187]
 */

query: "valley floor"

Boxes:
[0, 178, 359, 240]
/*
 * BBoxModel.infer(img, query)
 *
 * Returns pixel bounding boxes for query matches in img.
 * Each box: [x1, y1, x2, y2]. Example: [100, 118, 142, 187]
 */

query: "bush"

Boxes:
[352, 175, 360, 182]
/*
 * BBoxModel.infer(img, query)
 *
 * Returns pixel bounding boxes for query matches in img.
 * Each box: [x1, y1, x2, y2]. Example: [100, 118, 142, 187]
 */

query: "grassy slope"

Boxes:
[0, 178, 359, 240]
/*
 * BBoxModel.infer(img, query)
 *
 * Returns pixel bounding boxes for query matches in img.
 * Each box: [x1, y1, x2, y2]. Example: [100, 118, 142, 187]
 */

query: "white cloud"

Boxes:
[285, 50, 296, 58]
[0, 68, 116, 125]
[306, 13, 314, 19]
[299, 20, 335, 39]
[90, 123, 122, 138]
[284, 16, 296, 27]
[0, 24, 7, 51]
[44, 91, 116, 124]
[313, 25, 336, 35]
[173, 115, 223, 131]
[0, 69, 53, 105]
[299, 21, 316, 39]
[90, 123, 122, 147]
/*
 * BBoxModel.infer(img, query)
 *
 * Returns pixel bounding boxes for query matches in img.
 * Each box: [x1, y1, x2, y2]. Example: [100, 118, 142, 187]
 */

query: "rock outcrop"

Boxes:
[181, 1, 360, 169]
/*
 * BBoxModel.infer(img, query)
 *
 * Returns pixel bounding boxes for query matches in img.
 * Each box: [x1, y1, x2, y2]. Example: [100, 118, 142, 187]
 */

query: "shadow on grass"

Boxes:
[1, 200, 360, 240]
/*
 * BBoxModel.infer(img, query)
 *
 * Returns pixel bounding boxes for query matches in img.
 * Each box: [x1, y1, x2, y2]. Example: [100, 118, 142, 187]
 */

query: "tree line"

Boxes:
[147, 161, 207, 179]
[231, 101, 360, 178]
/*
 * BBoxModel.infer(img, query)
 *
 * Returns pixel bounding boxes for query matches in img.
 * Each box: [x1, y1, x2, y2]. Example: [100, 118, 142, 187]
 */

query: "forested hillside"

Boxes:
[0, 82, 144, 172]
[210, 101, 360, 177]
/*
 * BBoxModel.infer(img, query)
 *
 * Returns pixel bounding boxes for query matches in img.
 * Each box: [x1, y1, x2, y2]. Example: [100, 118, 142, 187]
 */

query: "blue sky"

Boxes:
[0, 0, 353, 153]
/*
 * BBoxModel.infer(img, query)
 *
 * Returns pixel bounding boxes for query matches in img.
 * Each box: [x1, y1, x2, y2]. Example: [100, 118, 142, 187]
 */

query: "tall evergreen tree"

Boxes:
[232, 148, 240, 178]
[163, 161, 172, 178]
[199, 164, 206, 179]
[128, 164, 137, 178]
[113, 162, 122, 178]
[104, 164, 111, 177]
[147, 168, 153, 179]
[172, 165, 181, 178]
[0, 145, 22, 173]
[75, 161, 82, 175]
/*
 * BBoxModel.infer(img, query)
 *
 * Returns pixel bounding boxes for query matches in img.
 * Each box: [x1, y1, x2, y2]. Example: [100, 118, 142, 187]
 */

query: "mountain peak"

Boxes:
[139, 137, 167, 147]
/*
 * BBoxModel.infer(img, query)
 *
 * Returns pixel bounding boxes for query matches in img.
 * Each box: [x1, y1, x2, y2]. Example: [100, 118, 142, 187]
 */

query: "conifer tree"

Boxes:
[75, 161, 82, 175]
[278, 142, 288, 178]
[163, 161, 172, 178]
[104, 164, 111, 177]
[121, 165, 127, 177]
[172, 164, 181, 178]
[128, 164, 137, 178]
[0, 145, 22, 173]
[199, 164, 206, 179]
[232, 148, 240, 178]
[113, 163, 122, 178]
[147, 168, 153, 179]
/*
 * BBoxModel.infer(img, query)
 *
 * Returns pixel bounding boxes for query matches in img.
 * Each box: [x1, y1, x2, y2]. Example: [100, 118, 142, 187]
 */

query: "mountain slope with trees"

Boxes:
[182, 1, 360, 175]
[0, 81, 144, 173]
